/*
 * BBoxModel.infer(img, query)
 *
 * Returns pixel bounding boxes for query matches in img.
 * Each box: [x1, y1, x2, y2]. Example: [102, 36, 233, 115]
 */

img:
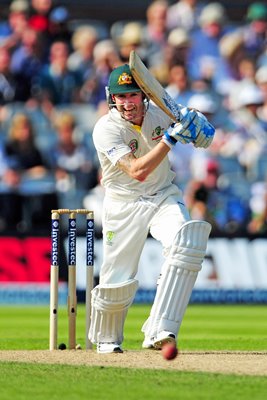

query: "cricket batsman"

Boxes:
[88, 63, 215, 353]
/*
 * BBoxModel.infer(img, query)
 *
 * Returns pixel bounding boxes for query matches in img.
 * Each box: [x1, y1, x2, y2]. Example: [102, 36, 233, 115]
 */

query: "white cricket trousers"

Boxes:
[100, 187, 191, 284]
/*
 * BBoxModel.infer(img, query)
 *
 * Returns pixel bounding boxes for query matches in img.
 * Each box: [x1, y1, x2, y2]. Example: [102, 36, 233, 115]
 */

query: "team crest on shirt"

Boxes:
[129, 139, 138, 153]
[106, 231, 115, 245]
[152, 126, 164, 141]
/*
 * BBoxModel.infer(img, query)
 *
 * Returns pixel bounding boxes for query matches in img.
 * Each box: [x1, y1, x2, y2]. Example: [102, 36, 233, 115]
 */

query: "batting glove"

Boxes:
[162, 107, 198, 147]
[163, 107, 215, 149]
[193, 112, 215, 148]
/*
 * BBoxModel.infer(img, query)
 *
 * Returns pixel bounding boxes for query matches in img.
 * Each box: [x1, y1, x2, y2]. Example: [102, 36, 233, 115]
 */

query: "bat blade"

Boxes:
[129, 51, 183, 122]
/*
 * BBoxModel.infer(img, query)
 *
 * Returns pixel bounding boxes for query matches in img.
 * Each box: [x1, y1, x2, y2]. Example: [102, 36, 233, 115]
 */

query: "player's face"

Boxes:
[113, 92, 145, 124]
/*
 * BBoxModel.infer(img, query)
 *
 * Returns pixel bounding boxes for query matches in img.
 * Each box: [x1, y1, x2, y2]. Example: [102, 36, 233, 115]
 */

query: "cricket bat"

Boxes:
[129, 51, 183, 122]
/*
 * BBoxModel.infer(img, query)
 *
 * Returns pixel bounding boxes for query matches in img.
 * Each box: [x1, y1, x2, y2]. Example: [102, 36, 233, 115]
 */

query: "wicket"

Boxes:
[49, 209, 94, 351]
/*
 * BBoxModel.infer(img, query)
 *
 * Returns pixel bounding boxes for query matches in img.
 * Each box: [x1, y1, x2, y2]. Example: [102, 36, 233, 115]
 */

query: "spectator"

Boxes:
[4, 112, 48, 174]
[238, 57, 257, 83]
[166, 27, 191, 66]
[142, 0, 169, 68]
[0, 139, 23, 229]
[165, 62, 196, 106]
[184, 159, 250, 234]
[184, 159, 222, 232]
[222, 84, 265, 175]
[167, 0, 204, 32]
[10, 27, 45, 101]
[187, 88, 228, 130]
[241, 2, 267, 60]
[150, 27, 192, 86]
[225, 55, 258, 111]
[68, 25, 98, 81]
[0, 0, 29, 51]
[188, 2, 233, 89]
[48, 6, 72, 45]
[0, 47, 17, 106]
[115, 22, 144, 64]
[28, 0, 54, 59]
[219, 31, 247, 85]
[0, 112, 52, 231]
[35, 41, 83, 115]
[47, 111, 98, 206]
[80, 39, 121, 107]
[28, 0, 53, 33]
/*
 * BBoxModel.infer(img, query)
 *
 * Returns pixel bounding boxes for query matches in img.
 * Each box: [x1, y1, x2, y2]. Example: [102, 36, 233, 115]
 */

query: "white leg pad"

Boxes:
[88, 279, 138, 344]
[142, 220, 211, 340]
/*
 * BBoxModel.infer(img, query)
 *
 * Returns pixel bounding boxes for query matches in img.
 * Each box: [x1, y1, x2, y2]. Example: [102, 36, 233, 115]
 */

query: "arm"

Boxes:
[117, 141, 170, 182]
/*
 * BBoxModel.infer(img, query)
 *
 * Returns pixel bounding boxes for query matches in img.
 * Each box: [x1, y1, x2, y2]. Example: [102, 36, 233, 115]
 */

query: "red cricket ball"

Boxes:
[161, 343, 178, 360]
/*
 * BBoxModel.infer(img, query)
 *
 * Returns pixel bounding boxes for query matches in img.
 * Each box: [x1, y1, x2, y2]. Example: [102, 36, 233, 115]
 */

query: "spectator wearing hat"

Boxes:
[68, 25, 98, 82]
[187, 2, 233, 85]
[149, 27, 191, 86]
[80, 39, 121, 108]
[188, 92, 222, 125]
[218, 31, 246, 81]
[224, 55, 258, 113]
[222, 84, 266, 175]
[241, 2, 267, 60]
[166, 27, 191, 65]
[115, 22, 145, 64]
[216, 31, 259, 99]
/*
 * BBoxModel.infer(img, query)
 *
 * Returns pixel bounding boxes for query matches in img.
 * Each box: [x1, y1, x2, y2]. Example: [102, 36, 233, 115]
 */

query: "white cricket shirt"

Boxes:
[92, 104, 177, 200]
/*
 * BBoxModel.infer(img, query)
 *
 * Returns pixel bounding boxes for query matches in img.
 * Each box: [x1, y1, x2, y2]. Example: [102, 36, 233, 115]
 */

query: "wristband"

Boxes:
[161, 136, 174, 149]
[163, 131, 177, 146]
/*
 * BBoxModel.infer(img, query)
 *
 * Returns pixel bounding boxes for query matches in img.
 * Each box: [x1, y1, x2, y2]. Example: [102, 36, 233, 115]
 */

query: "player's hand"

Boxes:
[163, 107, 215, 148]
[193, 114, 215, 148]
[163, 107, 197, 147]
[190, 110, 215, 148]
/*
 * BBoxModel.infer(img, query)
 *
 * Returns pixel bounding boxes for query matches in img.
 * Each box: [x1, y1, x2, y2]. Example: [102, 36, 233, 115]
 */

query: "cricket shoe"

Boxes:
[97, 342, 123, 354]
[142, 337, 154, 349]
[153, 331, 176, 350]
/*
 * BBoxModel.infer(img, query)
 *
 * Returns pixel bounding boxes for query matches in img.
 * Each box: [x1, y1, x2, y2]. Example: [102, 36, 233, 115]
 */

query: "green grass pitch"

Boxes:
[0, 304, 267, 399]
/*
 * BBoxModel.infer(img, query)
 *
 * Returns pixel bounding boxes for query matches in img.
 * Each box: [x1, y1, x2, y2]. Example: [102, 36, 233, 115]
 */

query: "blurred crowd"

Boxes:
[0, 0, 266, 236]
